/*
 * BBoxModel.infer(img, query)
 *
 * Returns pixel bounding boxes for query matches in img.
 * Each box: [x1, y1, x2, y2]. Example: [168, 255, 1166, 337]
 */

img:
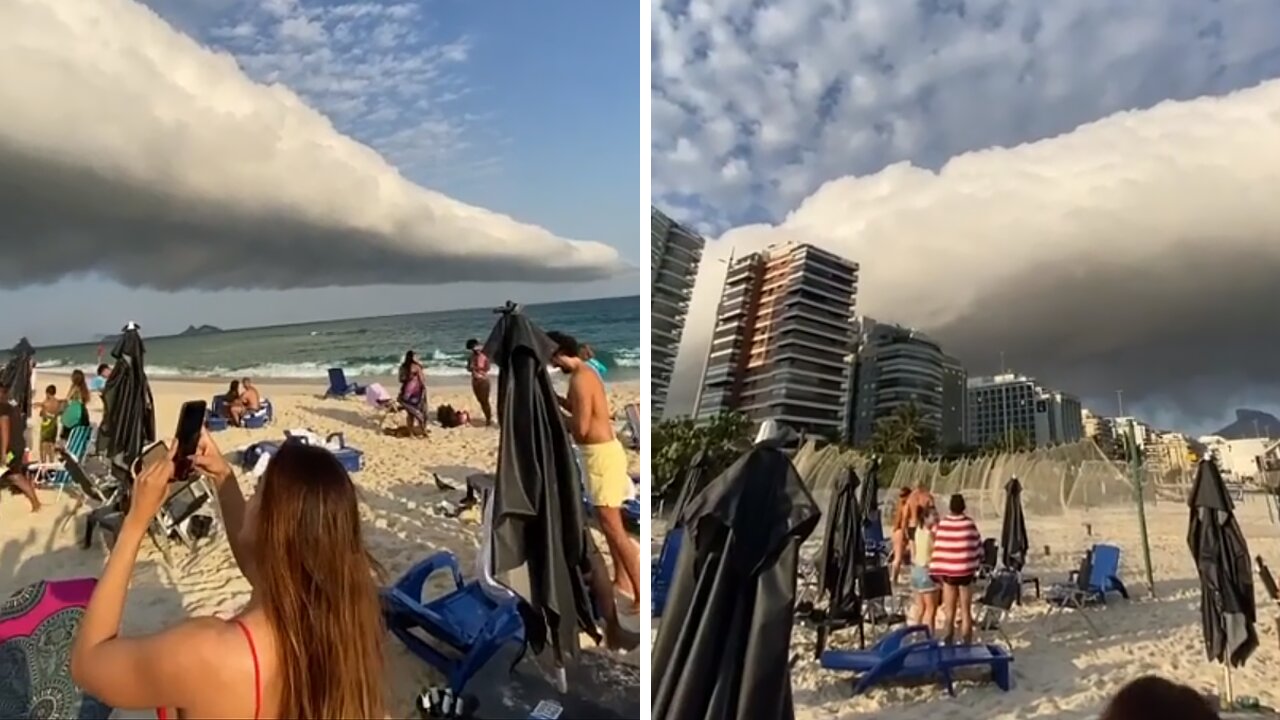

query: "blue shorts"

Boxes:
[910, 566, 938, 592]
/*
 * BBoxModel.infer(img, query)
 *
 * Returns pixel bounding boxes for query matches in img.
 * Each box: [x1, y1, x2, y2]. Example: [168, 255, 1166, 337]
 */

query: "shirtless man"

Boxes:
[546, 331, 640, 613]
[240, 378, 262, 413]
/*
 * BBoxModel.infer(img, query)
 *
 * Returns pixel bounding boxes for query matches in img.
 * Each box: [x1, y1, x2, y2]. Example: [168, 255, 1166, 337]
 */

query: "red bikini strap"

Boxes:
[232, 619, 262, 720]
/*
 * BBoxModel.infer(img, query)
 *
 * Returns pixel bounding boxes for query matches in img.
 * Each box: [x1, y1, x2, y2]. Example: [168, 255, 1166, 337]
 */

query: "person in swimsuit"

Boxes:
[61, 369, 92, 440]
[0, 383, 41, 512]
[222, 380, 246, 426]
[38, 384, 60, 463]
[547, 331, 640, 613]
[240, 378, 262, 413]
[889, 487, 913, 584]
[465, 339, 493, 426]
[398, 350, 428, 438]
[71, 431, 387, 718]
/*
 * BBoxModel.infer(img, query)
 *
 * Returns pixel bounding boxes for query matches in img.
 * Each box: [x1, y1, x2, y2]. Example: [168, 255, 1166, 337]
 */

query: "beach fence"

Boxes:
[793, 440, 1183, 527]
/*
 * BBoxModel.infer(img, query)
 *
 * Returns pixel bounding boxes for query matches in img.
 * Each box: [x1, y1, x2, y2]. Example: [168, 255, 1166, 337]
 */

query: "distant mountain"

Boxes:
[1212, 409, 1280, 440]
[178, 324, 223, 337]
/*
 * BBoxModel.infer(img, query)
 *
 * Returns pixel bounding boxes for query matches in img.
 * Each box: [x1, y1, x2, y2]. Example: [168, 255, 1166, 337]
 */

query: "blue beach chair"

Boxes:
[651, 528, 684, 618]
[845, 640, 1014, 696]
[206, 396, 273, 430]
[1044, 543, 1128, 635]
[382, 551, 525, 695]
[324, 368, 363, 398]
[819, 624, 934, 673]
[33, 424, 95, 501]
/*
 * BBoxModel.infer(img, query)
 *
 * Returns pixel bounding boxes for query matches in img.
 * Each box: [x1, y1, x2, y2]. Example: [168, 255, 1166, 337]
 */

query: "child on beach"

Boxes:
[929, 493, 982, 644]
[39, 384, 60, 463]
[909, 502, 941, 630]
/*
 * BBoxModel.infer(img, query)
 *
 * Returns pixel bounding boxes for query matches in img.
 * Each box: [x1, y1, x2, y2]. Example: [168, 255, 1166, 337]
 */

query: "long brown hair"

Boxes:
[69, 369, 90, 403]
[254, 444, 387, 718]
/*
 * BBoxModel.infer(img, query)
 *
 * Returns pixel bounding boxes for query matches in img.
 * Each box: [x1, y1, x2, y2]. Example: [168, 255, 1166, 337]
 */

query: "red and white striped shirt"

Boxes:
[928, 513, 982, 577]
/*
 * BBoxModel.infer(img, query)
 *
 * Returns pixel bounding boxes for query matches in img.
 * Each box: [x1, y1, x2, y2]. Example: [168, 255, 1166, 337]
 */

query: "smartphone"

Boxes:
[133, 440, 171, 480]
[172, 400, 207, 482]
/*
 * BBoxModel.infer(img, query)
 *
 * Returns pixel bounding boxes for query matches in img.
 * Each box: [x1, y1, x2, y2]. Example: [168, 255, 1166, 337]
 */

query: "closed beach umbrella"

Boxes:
[101, 324, 156, 473]
[652, 444, 821, 720]
[817, 467, 863, 622]
[668, 449, 708, 521]
[1187, 459, 1258, 676]
[1000, 477, 1029, 572]
[0, 337, 36, 420]
[482, 304, 599, 665]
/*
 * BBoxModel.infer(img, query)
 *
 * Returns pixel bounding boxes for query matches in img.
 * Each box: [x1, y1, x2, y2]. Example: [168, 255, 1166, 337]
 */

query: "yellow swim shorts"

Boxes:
[580, 439, 633, 509]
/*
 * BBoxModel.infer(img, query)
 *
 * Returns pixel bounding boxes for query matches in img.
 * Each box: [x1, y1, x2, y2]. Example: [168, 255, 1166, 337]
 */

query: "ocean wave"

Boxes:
[36, 345, 642, 378]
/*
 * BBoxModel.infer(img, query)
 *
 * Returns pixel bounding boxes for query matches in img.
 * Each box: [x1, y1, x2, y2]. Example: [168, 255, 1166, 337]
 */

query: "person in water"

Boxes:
[547, 331, 640, 612]
[465, 339, 493, 426]
[71, 431, 387, 718]
[0, 383, 41, 512]
[398, 350, 428, 437]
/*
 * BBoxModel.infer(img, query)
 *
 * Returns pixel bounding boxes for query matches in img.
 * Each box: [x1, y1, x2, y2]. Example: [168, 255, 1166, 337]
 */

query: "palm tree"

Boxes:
[984, 428, 1034, 453]
[870, 402, 938, 457]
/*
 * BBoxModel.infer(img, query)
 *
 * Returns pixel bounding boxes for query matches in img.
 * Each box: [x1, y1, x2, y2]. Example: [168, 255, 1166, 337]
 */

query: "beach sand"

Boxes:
[2, 374, 641, 719]
[654, 498, 1280, 719]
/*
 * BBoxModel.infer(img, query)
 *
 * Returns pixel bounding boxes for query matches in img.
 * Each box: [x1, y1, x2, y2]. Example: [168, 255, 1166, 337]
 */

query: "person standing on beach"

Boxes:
[889, 487, 913, 584]
[398, 351, 428, 437]
[465, 339, 493, 426]
[546, 331, 641, 613]
[929, 493, 982, 644]
[0, 383, 41, 512]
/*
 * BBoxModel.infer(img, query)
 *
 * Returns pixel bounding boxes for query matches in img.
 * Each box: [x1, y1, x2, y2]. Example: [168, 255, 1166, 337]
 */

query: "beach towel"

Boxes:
[400, 375, 426, 423]
[0, 578, 112, 719]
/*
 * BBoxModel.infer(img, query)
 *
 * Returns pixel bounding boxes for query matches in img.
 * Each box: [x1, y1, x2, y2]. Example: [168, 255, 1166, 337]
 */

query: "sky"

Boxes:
[0, 0, 639, 344]
[655, 0, 1280, 435]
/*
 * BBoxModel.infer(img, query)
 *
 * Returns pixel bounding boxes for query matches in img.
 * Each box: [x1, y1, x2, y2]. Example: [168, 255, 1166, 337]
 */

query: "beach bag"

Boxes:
[60, 400, 86, 428]
[436, 404, 461, 429]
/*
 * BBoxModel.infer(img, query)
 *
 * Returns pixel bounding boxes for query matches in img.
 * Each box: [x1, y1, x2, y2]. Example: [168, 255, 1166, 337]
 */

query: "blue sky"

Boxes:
[2, 0, 638, 344]
[656, 0, 1280, 432]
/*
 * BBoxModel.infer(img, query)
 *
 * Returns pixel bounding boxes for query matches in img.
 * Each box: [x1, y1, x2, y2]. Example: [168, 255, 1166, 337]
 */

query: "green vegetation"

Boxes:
[652, 412, 753, 499]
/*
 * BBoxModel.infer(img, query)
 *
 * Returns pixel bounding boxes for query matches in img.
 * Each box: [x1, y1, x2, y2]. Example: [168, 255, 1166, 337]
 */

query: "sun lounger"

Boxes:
[325, 367, 363, 398]
[651, 528, 684, 618]
[244, 433, 364, 473]
[31, 424, 96, 501]
[819, 624, 934, 673]
[846, 640, 1013, 695]
[382, 550, 525, 695]
[0, 578, 113, 719]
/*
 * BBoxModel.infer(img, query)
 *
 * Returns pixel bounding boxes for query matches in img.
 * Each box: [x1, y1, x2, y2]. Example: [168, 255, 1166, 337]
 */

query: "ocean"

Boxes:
[32, 296, 640, 383]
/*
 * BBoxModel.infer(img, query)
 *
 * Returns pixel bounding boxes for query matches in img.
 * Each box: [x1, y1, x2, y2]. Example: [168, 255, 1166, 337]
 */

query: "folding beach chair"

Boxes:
[31, 424, 95, 501]
[84, 465, 216, 565]
[1044, 544, 1128, 636]
[977, 538, 998, 580]
[651, 528, 684, 618]
[324, 368, 363, 398]
[845, 640, 1014, 696]
[622, 404, 640, 450]
[976, 570, 1022, 645]
[382, 550, 526, 695]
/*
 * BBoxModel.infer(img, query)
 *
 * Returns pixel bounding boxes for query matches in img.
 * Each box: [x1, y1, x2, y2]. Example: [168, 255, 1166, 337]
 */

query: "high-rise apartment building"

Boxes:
[967, 373, 1083, 448]
[696, 243, 858, 433]
[844, 319, 966, 448]
[650, 207, 705, 418]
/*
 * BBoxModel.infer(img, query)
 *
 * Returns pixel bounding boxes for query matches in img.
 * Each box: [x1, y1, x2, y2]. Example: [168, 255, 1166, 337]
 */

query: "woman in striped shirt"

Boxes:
[928, 493, 982, 644]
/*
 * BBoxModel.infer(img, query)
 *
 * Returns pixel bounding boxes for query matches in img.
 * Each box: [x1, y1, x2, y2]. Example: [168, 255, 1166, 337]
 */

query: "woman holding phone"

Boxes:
[71, 431, 388, 718]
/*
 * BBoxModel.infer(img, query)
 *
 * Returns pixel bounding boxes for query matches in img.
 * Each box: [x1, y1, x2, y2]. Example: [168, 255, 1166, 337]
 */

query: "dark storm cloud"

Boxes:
[671, 81, 1280, 427]
[0, 0, 624, 291]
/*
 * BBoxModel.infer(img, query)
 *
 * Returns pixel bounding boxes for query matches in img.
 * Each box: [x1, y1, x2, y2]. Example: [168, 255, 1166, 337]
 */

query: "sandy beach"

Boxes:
[3, 373, 641, 719]
[655, 497, 1280, 719]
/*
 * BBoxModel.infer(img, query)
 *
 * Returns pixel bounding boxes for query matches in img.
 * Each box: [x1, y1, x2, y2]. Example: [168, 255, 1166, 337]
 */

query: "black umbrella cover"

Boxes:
[816, 467, 863, 620]
[101, 328, 155, 471]
[652, 444, 821, 720]
[669, 449, 708, 523]
[482, 307, 599, 662]
[0, 337, 35, 420]
[1000, 477, 1029, 572]
[859, 457, 881, 521]
[1187, 459, 1258, 667]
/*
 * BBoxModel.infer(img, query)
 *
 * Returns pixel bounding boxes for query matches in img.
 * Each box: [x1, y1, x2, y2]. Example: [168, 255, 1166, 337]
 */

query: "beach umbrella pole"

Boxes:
[1125, 425, 1157, 598]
